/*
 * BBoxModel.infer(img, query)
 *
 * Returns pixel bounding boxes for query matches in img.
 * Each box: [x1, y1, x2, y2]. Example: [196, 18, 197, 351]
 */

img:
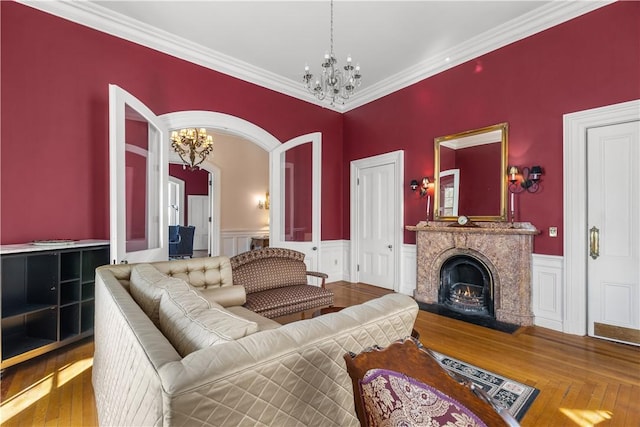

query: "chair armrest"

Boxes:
[307, 271, 328, 287]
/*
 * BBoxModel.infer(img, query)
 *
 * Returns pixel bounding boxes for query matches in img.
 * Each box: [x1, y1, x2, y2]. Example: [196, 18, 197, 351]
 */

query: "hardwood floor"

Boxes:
[1, 281, 638, 426]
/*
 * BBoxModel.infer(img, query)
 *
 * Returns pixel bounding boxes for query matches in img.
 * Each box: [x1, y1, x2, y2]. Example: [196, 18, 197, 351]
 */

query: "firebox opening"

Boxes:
[439, 255, 493, 317]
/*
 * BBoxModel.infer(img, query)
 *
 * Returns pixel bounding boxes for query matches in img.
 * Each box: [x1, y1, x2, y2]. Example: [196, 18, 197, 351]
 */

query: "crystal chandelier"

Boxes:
[303, 0, 362, 105]
[170, 128, 214, 170]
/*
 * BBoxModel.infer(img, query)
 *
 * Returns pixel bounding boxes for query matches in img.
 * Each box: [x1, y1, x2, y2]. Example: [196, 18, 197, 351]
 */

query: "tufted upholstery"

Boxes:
[153, 257, 232, 290]
[121, 256, 244, 308]
[93, 261, 419, 427]
[230, 248, 334, 318]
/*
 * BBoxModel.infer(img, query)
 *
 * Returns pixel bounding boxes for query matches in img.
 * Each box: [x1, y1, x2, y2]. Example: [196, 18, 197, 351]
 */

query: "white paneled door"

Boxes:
[587, 120, 640, 345]
[188, 195, 210, 251]
[109, 85, 168, 264]
[355, 162, 396, 289]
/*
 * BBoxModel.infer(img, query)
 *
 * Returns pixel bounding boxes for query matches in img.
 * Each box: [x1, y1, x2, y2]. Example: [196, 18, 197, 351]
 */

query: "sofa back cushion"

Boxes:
[159, 285, 259, 357]
[129, 264, 188, 326]
[152, 256, 232, 290]
[230, 249, 308, 294]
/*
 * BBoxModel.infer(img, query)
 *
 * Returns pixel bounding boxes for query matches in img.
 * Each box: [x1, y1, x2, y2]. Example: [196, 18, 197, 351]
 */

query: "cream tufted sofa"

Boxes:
[92, 257, 419, 426]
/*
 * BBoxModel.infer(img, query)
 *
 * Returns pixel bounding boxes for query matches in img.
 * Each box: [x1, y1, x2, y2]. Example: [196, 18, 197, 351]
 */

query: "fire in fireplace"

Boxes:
[439, 255, 493, 317]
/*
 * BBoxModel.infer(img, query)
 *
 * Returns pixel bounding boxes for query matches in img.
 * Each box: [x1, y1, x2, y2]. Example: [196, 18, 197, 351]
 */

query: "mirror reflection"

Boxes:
[434, 123, 508, 221]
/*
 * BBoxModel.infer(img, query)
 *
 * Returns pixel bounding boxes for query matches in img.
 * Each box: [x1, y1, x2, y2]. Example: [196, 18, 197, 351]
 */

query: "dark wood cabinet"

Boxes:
[1, 241, 109, 369]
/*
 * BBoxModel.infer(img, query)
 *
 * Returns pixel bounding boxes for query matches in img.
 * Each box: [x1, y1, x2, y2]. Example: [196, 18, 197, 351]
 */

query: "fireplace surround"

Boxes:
[407, 221, 538, 326]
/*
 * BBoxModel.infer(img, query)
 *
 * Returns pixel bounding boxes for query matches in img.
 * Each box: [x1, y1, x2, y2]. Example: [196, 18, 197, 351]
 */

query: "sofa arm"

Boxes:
[200, 284, 247, 307]
[307, 270, 329, 287]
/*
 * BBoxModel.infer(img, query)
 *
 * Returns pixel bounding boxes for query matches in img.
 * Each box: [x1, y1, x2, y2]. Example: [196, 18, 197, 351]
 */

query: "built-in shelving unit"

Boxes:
[1, 240, 109, 369]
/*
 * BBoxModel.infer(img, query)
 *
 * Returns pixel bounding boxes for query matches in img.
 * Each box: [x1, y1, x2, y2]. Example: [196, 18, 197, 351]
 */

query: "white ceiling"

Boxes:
[23, 0, 612, 111]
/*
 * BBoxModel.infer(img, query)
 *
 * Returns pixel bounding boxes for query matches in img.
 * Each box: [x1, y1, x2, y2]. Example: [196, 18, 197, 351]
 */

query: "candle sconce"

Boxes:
[507, 165, 543, 224]
[410, 177, 433, 223]
[409, 177, 430, 198]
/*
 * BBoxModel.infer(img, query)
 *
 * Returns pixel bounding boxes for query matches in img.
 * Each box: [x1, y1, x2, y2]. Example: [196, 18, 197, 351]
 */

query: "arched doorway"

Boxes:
[160, 111, 280, 256]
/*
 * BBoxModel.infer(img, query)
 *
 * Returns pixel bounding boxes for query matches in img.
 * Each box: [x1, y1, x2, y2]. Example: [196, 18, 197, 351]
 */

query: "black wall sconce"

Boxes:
[410, 177, 430, 198]
[508, 165, 543, 194]
[507, 165, 543, 224]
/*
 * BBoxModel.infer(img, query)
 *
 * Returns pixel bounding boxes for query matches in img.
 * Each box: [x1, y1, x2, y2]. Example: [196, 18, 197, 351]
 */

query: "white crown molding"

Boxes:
[19, 0, 614, 114]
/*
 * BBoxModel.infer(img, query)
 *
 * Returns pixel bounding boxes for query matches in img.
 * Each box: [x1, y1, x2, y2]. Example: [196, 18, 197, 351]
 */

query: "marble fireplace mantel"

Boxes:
[407, 221, 539, 326]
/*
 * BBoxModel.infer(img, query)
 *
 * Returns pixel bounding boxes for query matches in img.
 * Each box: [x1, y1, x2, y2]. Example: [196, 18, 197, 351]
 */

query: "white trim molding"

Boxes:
[563, 99, 640, 335]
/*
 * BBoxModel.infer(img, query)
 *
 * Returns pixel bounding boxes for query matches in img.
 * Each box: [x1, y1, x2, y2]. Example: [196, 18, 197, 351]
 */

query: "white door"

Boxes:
[188, 195, 209, 251]
[587, 120, 640, 345]
[168, 177, 185, 226]
[109, 85, 168, 264]
[270, 133, 321, 273]
[350, 151, 403, 291]
[356, 163, 396, 289]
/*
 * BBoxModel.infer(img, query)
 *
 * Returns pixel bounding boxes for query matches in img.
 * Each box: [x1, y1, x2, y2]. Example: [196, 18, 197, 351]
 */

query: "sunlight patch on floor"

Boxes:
[57, 357, 93, 387]
[0, 357, 93, 423]
[0, 374, 53, 423]
[560, 408, 613, 426]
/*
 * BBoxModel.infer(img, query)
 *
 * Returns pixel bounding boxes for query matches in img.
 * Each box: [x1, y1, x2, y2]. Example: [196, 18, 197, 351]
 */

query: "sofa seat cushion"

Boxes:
[129, 263, 188, 326]
[244, 285, 334, 319]
[159, 286, 259, 357]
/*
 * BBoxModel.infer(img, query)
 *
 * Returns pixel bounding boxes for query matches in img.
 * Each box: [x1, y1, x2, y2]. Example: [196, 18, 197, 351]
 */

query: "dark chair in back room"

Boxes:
[169, 225, 195, 259]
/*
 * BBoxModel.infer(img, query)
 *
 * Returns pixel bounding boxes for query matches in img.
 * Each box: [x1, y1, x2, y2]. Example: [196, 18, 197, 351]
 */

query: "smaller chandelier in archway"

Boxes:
[170, 128, 213, 170]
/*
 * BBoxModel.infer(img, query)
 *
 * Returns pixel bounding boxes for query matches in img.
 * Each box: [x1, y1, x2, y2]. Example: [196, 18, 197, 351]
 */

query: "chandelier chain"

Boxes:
[330, 0, 334, 55]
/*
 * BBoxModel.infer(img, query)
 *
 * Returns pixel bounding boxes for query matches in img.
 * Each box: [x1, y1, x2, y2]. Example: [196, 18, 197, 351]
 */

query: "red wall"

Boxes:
[1, 2, 639, 257]
[0, 1, 344, 244]
[343, 1, 640, 256]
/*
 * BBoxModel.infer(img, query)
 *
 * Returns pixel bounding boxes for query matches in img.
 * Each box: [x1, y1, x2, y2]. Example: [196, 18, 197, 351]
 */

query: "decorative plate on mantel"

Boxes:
[32, 239, 76, 246]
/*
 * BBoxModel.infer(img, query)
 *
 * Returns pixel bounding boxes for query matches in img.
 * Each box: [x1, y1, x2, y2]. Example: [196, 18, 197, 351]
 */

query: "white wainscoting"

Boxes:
[401, 244, 417, 296]
[220, 229, 268, 257]
[531, 254, 564, 331]
[319, 240, 350, 284]
[318, 240, 415, 296]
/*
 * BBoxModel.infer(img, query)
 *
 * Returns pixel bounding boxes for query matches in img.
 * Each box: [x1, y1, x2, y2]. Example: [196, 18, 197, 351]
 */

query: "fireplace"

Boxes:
[407, 221, 538, 326]
[439, 255, 493, 318]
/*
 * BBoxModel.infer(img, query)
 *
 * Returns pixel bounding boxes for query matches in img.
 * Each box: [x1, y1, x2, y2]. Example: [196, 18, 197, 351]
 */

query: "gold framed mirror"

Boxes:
[434, 123, 508, 222]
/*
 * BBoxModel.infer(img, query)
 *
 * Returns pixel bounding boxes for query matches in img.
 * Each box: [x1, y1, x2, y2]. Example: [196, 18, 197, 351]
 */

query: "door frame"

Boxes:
[350, 150, 404, 291]
[563, 99, 640, 335]
[160, 111, 281, 256]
